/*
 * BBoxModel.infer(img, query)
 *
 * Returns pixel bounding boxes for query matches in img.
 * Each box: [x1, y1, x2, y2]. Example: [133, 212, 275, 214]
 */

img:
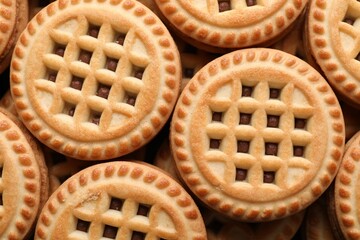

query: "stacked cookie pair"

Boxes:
[0, 0, 360, 239]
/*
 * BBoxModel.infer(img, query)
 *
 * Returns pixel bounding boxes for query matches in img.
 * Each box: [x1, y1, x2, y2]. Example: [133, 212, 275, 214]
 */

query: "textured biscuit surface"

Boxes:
[155, 0, 308, 49]
[0, 111, 42, 239]
[0, 0, 17, 56]
[10, 0, 181, 160]
[170, 48, 345, 221]
[35, 161, 207, 240]
[307, 0, 360, 107]
[334, 131, 360, 240]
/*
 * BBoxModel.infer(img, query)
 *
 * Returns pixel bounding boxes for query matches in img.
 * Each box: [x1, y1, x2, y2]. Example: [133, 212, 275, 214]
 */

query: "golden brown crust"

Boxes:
[154, 0, 308, 50]
[10, 0, 181, 160]
[0, 111, 43, 239]
[35, 161, 207, 239]
[0, 107, 49, 220]
[307, 0, 360, 107]
[0, 0, 29, 74]
[0, 0, 17, 56]
[334, 131, 360, 239]
[170, 48, 345, 222]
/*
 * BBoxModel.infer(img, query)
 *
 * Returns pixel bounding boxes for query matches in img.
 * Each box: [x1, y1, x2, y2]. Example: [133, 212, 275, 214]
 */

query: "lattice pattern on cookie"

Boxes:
[35, 15, 148, 129]
[68, 195, 176, 239]
[215, 0, 266, 13]
[206, 80, 314, 187]
[338, 1, 360, 61]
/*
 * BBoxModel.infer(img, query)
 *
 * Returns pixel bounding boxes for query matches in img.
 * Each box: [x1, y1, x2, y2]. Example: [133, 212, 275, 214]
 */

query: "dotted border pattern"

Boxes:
[0, 111, 41, 240]
[154, 0, 307, 49]
[170, 48, 345, 222]
[35, 161, 207, 240]
[334, 131, 360, 239]
[307, 0, 360, 106]
[0, 0, 16, 56]
[10, 0, 181, 160]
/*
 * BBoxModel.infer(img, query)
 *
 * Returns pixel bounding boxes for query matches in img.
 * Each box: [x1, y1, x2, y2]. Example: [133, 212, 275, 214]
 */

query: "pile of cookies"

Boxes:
[1, 0, 360, 239]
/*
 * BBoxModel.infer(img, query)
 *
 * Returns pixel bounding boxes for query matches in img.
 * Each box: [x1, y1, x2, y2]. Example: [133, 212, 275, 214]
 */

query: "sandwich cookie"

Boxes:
[307, 0, 360, 108]
[329, 131, 360, 240]
[0, 110, 47, 239]
[154, 0, 308, 52]
[0, 0, 29, 74]
[35, 161, 207, 239]
[10, 0, 181, 160]
[170, 48, 345, 222]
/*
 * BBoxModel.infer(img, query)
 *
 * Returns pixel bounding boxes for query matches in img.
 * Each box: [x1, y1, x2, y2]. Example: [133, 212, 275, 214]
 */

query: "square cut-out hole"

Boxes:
[78, 50, 92, 64]
[241, 85, 253, 97]
[132, 67, 145, 80]
[263, 171, 276, 183]
[96, 84, 111, 99]
[246, 0, 257, 6]
[103, 225, 118, 239]
[123, 92, 137, 106]
[131, 231, 145, 240]
[293, 145, 305, 157]
[0, 166, 3, 177]
[70, 76, 84, 90]
[137, 204, 150, 216]
[183, 67, 194, 78]
[209, 139, 221, 149]
[109, 197, 124, 211]
[294, 118, 306, 129]
[269, 88, 281, 99]
[239, 113, 252, 125]
[88, 24, 100, 38]
[76, 219, 90, 232]
[106, 58, 119, 72]
[62, 102, 76, 117]
[237, 140, 250, 153]
[89, 110, 102, 125]
[115, 32, 127, 45]
[53, 44, 66, 57]
[218, 1, 231, 12]
[343, 16, 356, 25]
[265, 142, 278, 155]
[267, 115, 280, 128]
[212, 111, 223, 122]
[235, 168, 247, 181]
[47, 70, 58, 82]
[0, 193, 3, 205]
